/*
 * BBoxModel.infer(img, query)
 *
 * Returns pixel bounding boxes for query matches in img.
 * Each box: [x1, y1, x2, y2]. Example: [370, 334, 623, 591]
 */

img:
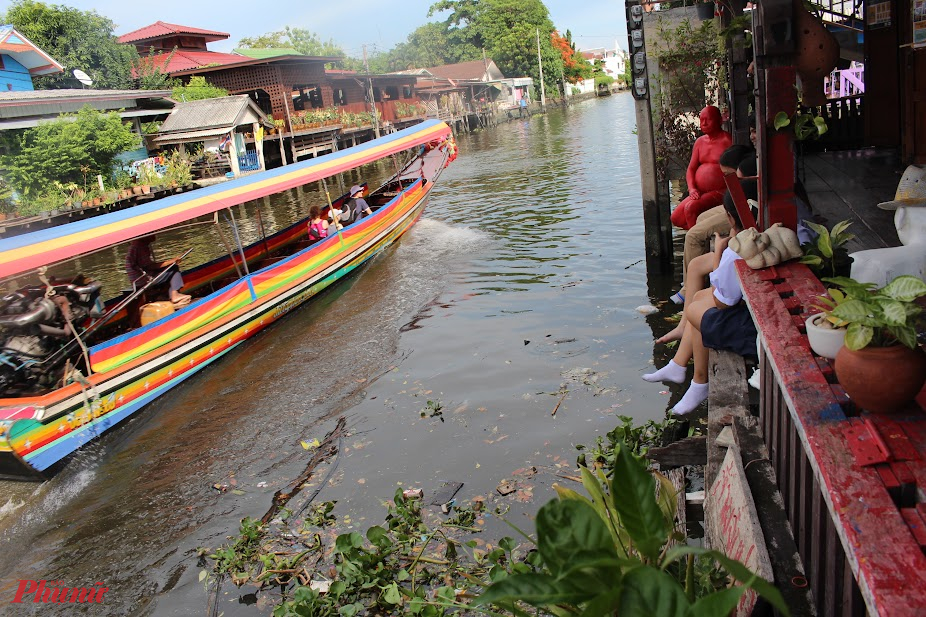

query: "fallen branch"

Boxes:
[551, 390, 568, 417]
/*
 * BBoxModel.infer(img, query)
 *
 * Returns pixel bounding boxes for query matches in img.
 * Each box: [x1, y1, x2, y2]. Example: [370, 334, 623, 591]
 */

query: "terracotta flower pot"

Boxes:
[835, 344, 926, 413]
[141, 185, 151, 195]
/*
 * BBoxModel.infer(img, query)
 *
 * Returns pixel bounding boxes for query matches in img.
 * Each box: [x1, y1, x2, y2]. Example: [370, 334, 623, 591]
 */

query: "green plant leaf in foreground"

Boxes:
[610, 444, 670, 562]
[535, 499, 618, 578]
[618, 566, 688, 617]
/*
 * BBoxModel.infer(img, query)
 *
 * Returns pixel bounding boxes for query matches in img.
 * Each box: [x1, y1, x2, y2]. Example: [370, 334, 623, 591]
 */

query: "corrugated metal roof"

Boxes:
[153, 127, 230, 144]
[118, 21, 229, 44]
[142, 49, 248, 74]
[424, 60, 498, 81]
[0, 89, 171, 104]
[158, 95, 268, 134]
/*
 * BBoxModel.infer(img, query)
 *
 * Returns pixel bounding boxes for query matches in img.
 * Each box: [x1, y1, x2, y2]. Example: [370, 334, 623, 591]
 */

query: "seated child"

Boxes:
[643, 188, 758, 415]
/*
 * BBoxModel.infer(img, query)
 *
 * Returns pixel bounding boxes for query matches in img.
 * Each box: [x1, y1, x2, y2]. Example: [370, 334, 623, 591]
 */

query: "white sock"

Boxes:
[642, 360, 687, 384]
[672, 381, 709, 415]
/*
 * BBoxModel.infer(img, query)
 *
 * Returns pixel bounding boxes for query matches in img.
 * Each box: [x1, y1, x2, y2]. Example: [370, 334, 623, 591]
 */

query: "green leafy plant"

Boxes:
[576, 414, 683, 472]
[774, 110, 828, 140]
[476, 441, 790, 616]
[818, 275, 926, 350]
[799, 219, 854, 278]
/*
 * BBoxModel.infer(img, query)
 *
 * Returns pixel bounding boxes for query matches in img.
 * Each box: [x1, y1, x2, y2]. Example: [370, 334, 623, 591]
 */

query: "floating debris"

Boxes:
[496, 481, 517, 496]
[402, 488, 423, 500]
[636, 304, 659, 315]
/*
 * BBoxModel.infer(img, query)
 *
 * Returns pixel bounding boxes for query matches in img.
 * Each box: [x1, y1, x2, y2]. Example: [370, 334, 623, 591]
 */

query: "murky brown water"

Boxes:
[0, 94, 687, 615]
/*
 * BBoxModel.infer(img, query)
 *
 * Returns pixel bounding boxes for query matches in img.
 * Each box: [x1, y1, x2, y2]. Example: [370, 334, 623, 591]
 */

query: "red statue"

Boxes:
[670, 106, 732, 230]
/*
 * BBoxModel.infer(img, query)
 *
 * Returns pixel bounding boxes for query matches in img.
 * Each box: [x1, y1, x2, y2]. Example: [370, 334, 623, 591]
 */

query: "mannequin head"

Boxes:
[699, 105, 722, 136]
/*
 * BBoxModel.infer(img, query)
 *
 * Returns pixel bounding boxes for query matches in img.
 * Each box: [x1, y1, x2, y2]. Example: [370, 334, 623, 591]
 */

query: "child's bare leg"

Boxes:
[644, 315, 696, 383]
[656, 253, 714, 344]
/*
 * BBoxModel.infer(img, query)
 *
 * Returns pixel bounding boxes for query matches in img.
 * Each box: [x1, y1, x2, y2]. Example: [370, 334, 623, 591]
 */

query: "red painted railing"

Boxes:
[739, 261, 926, 617]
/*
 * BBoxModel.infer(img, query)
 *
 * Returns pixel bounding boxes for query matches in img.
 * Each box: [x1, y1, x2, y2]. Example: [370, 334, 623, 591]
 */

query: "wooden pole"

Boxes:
[536, 28, 546, 110]
[363, 45, 381, 138]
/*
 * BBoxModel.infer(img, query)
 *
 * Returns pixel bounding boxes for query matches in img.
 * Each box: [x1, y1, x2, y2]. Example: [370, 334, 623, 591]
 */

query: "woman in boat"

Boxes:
[125, 235, 191, 307]
[308, 205, 329, 241]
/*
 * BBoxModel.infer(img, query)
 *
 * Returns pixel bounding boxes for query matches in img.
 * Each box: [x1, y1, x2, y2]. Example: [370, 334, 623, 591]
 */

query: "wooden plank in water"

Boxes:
[646, 436, 707, 469]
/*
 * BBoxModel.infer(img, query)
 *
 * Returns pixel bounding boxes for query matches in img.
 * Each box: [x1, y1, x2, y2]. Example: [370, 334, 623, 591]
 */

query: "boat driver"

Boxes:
[125, 235, 191, 307]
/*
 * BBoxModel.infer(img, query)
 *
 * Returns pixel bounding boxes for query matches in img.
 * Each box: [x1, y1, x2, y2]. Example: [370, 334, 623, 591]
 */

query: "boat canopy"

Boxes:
[0, 120, 452, 281]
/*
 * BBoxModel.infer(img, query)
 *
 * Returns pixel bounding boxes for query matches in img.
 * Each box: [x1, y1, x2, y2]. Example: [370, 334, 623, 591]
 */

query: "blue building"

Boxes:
[0, 25, 63, 91]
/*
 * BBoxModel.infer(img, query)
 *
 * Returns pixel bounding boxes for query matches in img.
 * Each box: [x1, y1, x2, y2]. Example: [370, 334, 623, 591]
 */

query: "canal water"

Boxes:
[0, 93, 687, 615]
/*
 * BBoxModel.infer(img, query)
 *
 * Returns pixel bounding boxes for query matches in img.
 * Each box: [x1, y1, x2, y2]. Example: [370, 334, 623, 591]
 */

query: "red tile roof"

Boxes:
[118, 21, 229, 45]
[141, 49, 247, 74]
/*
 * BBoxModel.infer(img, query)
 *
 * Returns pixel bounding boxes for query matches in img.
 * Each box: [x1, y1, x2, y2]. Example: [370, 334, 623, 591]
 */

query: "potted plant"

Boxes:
[800, 219, 854, 278]
[805, 286, 850, 359]
[821, 275, 926, 413]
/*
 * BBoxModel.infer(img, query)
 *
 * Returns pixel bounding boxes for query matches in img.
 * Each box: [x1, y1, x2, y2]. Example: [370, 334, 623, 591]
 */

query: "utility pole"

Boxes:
[362, 44, 381, 138]
[536, 28, 546, 110]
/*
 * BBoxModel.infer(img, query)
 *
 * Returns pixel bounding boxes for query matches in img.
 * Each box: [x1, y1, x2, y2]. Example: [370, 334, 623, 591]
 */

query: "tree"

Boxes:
[3, 0, 138, 89]
[551, 30, 594, 84]
[136, 48, 180, 90]
[238, 27, 344, 58]
[427, 0, 563, 97]
[1, 106, 140, 199]
[172, 77, 228, 102]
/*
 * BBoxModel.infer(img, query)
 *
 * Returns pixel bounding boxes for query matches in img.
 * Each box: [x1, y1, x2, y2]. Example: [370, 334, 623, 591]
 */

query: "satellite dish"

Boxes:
[73, 69, 93, 87]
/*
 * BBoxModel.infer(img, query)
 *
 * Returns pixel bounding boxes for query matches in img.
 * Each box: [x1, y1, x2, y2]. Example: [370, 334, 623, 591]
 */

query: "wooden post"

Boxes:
[228, 132, 241, 178]
[627, 0, 672, 266]
[253, 121, 266, 172]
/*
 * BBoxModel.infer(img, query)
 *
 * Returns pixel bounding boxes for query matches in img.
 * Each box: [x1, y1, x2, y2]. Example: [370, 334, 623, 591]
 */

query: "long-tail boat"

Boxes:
[0, 120, 456, 479]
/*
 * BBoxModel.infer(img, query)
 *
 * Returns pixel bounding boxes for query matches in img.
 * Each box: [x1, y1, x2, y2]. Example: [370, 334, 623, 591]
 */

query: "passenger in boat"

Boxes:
[643, 188, 756, 415]
[348, 185, 372, 223]
[125, 235, 191, 307]
[308, 206, 329, 241]
[670, 105, 732, 230]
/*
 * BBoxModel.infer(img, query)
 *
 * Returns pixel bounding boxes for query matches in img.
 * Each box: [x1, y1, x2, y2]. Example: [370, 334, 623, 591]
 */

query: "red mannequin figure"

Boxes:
[670, 106, 732, 230]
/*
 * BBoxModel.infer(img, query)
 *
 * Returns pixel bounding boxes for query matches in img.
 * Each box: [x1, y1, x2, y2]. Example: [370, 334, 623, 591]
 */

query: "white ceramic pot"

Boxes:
[805, 313, 846, 360]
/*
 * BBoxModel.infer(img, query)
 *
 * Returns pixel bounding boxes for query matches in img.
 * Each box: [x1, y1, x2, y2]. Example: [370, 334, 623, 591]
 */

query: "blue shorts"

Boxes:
[701, 304, 758, 359]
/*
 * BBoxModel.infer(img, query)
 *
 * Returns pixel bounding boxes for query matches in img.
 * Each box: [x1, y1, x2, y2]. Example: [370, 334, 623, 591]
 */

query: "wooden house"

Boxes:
[0, 25, 63, 91]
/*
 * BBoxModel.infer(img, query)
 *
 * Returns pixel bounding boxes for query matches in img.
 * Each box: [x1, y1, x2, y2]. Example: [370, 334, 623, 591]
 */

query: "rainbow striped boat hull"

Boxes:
[0, 121, 454, 478]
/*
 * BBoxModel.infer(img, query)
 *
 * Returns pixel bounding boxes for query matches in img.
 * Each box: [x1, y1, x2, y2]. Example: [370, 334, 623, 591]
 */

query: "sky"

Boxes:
[0, 0, 629, 59]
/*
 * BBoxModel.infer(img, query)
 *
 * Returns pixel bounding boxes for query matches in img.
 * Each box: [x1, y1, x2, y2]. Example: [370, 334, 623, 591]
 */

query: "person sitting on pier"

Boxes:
[668, 144, 755, 305]
[348, 185, 373, 223]
[126, 235, 191, 307]
[643, 187, 756, 415]
[308, 206, 329, 241]
[670, 105, 732, 230]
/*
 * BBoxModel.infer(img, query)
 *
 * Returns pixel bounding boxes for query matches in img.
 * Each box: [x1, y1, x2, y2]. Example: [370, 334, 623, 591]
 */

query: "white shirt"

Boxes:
[709, 247, 744, 307]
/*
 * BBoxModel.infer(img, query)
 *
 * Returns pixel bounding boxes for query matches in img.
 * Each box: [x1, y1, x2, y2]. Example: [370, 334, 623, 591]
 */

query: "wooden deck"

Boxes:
[801, 148, 906, 252]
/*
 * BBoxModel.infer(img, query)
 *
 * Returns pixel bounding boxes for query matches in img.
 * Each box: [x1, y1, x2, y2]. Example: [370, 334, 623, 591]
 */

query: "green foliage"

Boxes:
[649, 18, 724, 179]
[799, 219, 854, 278]
[4, 0, 138, 89]
[238, 27, 345, 58]
[136, 47, 180, 90]
[576, 414, 683, 472]
[163, 151, 193, 187]
[172, 76, 229, 102]
[819, 275, 926, 350]
[477, 440, 790, 616]
[0, 106, 140, 208]
[774, 111, 828, 140]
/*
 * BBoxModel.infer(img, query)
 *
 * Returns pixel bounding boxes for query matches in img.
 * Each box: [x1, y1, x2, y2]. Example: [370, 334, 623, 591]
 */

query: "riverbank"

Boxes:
[0, 94, 693, 615]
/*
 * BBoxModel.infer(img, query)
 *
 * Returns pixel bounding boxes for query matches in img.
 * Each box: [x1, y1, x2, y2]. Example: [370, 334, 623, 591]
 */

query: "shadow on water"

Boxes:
[0, 95, 693, 615]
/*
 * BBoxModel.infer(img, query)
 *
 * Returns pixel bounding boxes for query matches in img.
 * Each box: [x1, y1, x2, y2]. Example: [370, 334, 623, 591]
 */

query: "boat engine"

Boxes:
[0, 277, 104, 394]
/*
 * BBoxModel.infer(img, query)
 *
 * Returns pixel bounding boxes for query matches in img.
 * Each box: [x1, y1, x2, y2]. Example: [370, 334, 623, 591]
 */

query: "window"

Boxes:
[383, 86, 399, 100]
[372, 87, 382, 102]
[402, 86, 413, 99]
[291, 84, 323, 111]
[334, 88, 347, 106]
